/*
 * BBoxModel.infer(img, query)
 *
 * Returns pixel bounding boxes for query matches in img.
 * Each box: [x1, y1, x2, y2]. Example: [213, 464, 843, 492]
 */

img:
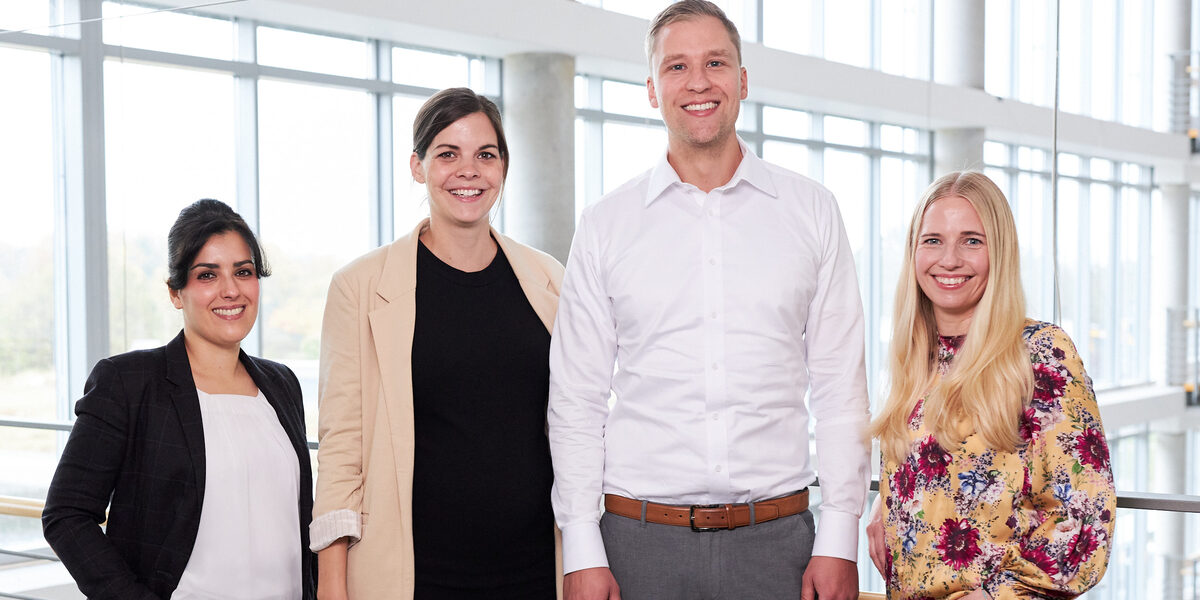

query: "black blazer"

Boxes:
[42, 331, 316, 599]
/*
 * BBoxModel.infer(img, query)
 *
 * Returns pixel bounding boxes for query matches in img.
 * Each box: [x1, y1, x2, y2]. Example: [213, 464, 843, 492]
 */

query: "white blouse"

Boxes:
[173, 389, 302, 600]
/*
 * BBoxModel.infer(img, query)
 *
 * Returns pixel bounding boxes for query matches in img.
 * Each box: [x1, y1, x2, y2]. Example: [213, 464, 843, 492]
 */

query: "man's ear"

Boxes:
[647, 76, 660, 109]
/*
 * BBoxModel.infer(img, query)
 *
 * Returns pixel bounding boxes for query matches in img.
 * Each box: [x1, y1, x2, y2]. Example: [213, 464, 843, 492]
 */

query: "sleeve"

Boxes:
[547, 209, 619, 575]
[41, 360, 160, 600]
[987, 326, 1116, 599]
[803, 189, 871, 562]
[310, 270, 367, 552]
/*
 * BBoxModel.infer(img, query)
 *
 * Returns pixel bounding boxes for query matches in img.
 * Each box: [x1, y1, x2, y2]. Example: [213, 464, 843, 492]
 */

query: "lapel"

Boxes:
[241, 353, 306, 458]
[163, 331, 207, 497]
[494, 228, 559, 333]
[368, 220, 423, 462]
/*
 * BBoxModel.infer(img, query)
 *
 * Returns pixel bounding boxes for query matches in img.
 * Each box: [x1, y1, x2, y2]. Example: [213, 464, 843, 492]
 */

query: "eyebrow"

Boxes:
[432, 143, 500, 152]
[659, 49, 733, 66]
[189, 259, 254, 271]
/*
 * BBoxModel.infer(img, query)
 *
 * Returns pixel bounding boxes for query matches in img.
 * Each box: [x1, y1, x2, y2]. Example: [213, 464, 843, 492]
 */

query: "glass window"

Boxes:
[878, 0, 928, 78]
[1088, 0, 1117, 122]
[1087, 183, 1114, 384]
[603, 80, 660, 121]
[1116, 187, 1144, 384]
[0, 0, 52, 33]
[761, 141, 811, 178]
[602, 122, 665, 194]
[823, 149, 869, 290]
[601, 0, 749, 35]
[258, 26, 367, 78]
[984, 0, 1012, 98]
[824, 115, 868, 147]
[104, 60, 236, 355]
[0, 48, 56, 425]
[762, 106, 811, 139]
[823, 0, 870, 68]
[394, 93, 435, 236]
[762, 0, 816, 56]
[1056, 179, 1081, 346]
[393, 47, 472, 91]
[258, 80, 372, 437]
[102, 1, 233, 60]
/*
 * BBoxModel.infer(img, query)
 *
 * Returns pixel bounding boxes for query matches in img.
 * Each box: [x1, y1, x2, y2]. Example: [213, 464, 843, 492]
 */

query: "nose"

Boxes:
[936, 244, 965, 268]
[456, 157, 479, 179]
[221, 276, 240, 299]
[685, 66, 711, 92]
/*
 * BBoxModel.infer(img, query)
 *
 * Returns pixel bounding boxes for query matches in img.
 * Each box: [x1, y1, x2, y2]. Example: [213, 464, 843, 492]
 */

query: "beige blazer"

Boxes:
[312, 219, 565, 599]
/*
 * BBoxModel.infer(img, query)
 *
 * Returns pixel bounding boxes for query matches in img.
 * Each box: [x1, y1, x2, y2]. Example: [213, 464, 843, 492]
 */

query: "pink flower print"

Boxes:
[935, 518, 982, 569]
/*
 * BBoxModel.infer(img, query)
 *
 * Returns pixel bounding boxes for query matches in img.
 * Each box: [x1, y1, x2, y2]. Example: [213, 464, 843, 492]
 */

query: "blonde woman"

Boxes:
[866, 172, 1115, 599]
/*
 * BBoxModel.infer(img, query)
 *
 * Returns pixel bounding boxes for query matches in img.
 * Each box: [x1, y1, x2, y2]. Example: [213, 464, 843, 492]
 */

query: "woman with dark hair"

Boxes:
[43, 199, 316, 599]
[311, 87, 564, 599]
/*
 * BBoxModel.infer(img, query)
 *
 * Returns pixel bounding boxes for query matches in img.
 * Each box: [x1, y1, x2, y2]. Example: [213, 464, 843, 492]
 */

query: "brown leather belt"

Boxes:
[604, 489, 809, 532]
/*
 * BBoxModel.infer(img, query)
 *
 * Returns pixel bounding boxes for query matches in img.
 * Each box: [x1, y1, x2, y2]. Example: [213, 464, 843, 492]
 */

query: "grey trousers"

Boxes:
[599, 508, 816, 599]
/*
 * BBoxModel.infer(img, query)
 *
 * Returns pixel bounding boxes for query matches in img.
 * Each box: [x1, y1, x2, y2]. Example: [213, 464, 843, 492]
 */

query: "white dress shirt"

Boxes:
[548, 140, 870, 575]
[174, 389, 302, 600]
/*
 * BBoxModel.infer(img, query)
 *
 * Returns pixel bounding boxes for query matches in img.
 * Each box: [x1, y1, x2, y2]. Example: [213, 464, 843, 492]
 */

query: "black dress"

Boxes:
[410, 240, 556, 599]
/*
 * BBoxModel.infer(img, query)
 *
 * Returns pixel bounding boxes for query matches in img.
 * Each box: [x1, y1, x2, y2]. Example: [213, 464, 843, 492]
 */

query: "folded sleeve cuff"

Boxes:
[811, 509, 859, 562]
[309, 508, 361, 552]
[560, 521, 609, 575]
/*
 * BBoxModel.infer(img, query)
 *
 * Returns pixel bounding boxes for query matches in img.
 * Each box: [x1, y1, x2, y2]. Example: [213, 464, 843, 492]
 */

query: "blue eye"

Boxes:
[708, 60, 723, 67]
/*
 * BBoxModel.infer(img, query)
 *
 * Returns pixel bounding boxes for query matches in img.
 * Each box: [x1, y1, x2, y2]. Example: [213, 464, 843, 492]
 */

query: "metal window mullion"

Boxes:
[1075, 178, 1092, 373]
[371, 39, 394, 246]
[1138, 187, 1152, 383]
[232, 17, 261, 357]
[584, 76, 604, 209]
[867, 122, 882, 399]
[58, 0, 108, 406]
[1108, 181, 1121, 384]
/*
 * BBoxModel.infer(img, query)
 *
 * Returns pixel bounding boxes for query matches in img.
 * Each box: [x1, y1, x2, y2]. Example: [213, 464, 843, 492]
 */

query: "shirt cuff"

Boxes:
[811, 509, 859, 562]
[309, 508, 361, 552]
[560, 521, 609, 574]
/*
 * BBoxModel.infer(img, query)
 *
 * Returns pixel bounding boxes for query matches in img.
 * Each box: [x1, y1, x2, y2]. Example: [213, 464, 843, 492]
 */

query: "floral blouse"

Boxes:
[880, 320, 1116, 600]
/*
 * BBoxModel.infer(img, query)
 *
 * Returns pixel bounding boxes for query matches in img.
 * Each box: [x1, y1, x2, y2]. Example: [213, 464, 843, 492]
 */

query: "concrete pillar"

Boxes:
[931, 0, 985, 176]
[1158, 184, 1191, 385]
[501, 52, 576, 263]
[1148, 427, 1187, 600]
[1153, 0, 1191, 132]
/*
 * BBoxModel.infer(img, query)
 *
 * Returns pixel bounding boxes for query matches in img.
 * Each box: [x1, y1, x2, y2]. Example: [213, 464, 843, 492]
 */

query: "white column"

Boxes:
[501, 52, 576, 263]
[1154, 0, 1192, 132]
[1148, 427, 1188, 600]
[931, 0, 985, 176]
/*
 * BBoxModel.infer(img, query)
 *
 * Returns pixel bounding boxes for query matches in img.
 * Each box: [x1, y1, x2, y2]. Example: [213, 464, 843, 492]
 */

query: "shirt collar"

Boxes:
[644, 137, 779, 207]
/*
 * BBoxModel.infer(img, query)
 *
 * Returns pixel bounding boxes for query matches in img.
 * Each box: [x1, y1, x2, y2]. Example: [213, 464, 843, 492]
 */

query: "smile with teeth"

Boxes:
[213, 307, 245, 316]
[450, 189, 483, 198]
[683, 101, 717, 111]
[934, 276, 970, 285]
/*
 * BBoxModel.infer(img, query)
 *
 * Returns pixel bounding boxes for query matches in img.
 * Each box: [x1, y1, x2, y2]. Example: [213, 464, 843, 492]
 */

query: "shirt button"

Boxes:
[708, 257, 716, 266]
[712, 412, 719, 420]
[708, 208, 717, 216]
[710, 311, 717, 319]
[711, 363, 719, 371]
[715, 465, 722, 473]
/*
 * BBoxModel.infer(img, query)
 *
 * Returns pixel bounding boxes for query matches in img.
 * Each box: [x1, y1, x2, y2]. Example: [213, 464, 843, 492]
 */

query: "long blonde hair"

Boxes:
[871, 172, 1033, 465]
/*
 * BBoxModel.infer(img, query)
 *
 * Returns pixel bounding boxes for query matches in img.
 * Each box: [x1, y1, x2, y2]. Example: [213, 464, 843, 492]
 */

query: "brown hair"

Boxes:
[645, 0, 742, 67]
[412, 87, 509, 178]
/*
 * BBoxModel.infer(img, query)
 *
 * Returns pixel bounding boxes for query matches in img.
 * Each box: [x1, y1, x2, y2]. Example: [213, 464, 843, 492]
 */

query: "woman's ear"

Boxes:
[410, 152, 426, 184]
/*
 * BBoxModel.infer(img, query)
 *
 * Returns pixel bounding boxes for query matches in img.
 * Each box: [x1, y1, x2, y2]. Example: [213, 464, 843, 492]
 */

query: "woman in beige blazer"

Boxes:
[311, 88, 564, 599]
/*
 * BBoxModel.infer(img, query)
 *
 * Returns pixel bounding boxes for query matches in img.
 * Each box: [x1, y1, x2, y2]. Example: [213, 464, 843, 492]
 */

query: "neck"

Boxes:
[666, 136, 743, 193]
[183, 334, 242, 383]
[421, 217, 497, 272]
[935, 313, 972, 337]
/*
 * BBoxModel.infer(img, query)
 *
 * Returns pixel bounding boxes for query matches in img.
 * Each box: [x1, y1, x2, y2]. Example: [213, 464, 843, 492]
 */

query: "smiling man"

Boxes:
[548, 2, 870, 599]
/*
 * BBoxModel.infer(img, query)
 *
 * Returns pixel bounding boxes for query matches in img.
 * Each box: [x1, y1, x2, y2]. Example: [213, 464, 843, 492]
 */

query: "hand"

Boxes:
[564, 566, 622, 600]
[866, 494, 887, 579]
[801, 555, 857, 600]
[959, 591, 988, 600]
